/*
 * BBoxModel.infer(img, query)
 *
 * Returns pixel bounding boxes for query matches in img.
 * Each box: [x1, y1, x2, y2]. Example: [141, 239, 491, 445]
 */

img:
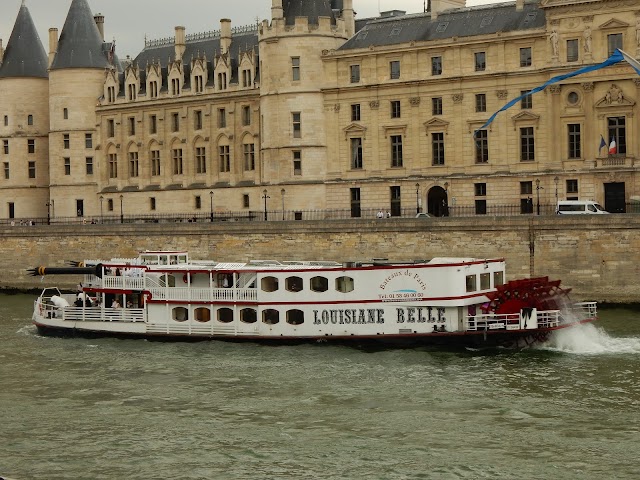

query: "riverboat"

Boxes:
[30, 250, 597, 348]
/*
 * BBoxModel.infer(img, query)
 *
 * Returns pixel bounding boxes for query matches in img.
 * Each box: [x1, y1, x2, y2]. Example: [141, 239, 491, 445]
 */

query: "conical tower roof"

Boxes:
[0, 1, 48, 79]
[50, 0, 109, 70]
[283, 0, 336, 26]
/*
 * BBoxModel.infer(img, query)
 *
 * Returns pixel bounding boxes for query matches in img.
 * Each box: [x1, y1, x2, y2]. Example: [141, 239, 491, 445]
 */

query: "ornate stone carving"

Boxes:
[497, 90, 508, 99]
[369, 100, 379, 109]
[581, 82, 594, 91]
[452, 93, 464, 104]
[334, 104, 340, 113]
[605, 84, 625, 104]
[549, 85, 562, 95]
[409, 97, 421, 107]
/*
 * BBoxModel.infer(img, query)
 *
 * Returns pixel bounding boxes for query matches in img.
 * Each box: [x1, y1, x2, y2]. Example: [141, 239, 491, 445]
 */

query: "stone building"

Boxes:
[1, 0, 640, 221]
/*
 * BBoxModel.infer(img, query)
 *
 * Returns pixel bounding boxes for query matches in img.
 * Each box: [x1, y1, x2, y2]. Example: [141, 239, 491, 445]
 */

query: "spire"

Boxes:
[283, 0, 336, 26]
[0, 1, 48, 78]
[50, 0, 110, 70]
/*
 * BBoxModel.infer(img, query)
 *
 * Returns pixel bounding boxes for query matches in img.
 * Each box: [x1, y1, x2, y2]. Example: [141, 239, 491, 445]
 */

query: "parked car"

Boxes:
[556, 200, 609, 215]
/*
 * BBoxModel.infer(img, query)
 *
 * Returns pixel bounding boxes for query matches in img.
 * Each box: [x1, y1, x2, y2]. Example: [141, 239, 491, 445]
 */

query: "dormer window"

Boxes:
[171, 78, 180, 96]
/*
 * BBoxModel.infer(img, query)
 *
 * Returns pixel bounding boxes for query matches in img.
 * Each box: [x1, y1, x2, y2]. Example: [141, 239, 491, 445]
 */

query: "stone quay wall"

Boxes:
[1, 215, 638, 302]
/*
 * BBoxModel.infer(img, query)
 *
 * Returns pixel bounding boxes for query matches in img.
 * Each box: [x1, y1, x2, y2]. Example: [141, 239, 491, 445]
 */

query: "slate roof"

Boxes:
[50, 0, 110, 70]
[340, 1, 545, 50]
[0, 3, 48, 78]
[283, 0, 336, 26]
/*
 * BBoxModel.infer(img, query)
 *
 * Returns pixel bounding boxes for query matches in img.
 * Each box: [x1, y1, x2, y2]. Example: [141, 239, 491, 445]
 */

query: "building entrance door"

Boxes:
[604, 182, 625, 213]
[427, 186, 448, 217]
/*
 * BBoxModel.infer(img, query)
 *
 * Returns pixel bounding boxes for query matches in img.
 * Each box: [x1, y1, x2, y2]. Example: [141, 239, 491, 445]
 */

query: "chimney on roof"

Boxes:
[0, 39, 4, 64]
[343, 0, 355, 38]
[430, 0, 465, 19]
[48, 28, 58, 67]
[220, 19, 232, 55]
[94, 13, 105, 41]
[175, 26, 186, 62]
[272, 0, 283, 20]
[516, 0, 524, 11]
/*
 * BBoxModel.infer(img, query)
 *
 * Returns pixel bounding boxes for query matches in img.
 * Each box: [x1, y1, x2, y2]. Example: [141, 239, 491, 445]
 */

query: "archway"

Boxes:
[427, 186, 449, 217]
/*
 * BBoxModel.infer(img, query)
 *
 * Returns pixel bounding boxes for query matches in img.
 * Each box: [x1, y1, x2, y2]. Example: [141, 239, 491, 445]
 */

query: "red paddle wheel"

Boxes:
[481, 277, 572, 315]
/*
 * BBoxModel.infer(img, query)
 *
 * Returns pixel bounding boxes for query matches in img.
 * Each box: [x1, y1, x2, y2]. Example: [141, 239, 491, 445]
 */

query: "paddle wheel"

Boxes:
[481, 277, 571, 315]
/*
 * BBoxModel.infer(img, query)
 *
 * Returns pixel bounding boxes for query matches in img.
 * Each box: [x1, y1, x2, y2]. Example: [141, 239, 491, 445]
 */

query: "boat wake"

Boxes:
[539, 322, 640, 355]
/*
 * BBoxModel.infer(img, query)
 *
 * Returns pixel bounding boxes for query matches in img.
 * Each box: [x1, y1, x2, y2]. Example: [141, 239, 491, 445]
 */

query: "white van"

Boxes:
[556, 200, 609, 214]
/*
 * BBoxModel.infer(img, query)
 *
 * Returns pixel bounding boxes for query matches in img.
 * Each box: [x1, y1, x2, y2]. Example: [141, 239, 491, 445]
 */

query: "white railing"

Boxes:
[570, 302, 598, 320]
[146, 323, 236, 336]
[466, 312, 521, 331]
[62, 307, 145, 323]
[102, 275, 145, 290]
[148, 287, 257, 302]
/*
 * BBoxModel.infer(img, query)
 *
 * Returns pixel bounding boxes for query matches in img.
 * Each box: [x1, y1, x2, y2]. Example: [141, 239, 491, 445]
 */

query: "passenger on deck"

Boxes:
[433, 325, 438, 333]
[439, 325, 446, 332]
[111, 299, 121, 308]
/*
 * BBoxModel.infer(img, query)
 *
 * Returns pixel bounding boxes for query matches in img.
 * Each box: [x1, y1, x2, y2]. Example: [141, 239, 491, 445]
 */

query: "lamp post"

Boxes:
[444, 182, 449, 217]
[119, 194, 124, 224]
[415, 183, 420, 215]
[46, 201, 51, 225]
[554, 176, 559, 205]
[535, 179, 541, 216]
[209, 190, 214, 222]
[99, 196, 104, 224]
[281, 188, 285, 221]
[262, 189, 270, 221]
[51, 199, 54, 219]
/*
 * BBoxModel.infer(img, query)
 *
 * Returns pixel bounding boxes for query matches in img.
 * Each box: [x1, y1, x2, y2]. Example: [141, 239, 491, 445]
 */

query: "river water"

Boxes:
[1, 293, 639, 480]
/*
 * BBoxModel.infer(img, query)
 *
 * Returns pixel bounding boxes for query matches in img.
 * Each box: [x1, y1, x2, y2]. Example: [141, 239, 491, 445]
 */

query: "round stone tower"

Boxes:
[0, 0, 50, 221]
[258, 0, 353, 208]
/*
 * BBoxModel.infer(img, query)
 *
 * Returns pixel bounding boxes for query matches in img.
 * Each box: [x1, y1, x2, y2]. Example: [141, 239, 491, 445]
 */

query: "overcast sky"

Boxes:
[1, 0, 500, 59]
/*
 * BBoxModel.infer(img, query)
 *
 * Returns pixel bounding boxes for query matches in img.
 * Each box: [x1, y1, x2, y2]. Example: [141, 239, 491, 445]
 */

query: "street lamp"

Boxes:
[444, 182, 449, 217]
[46, 201, 51, 225]
[262, 189, 270, 221]
[281, 188, 286, 221]
[535, 179, 542, 216]
[554, 176, 559, 205]
[209, 190, 214, 222]
[99, 196, 104, 224]
[415, 183, 420, 215]
[119, 194, 124, 223]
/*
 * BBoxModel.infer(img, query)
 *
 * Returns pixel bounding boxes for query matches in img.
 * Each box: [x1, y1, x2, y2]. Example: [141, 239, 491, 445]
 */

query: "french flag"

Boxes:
[609, 138, 617, 155]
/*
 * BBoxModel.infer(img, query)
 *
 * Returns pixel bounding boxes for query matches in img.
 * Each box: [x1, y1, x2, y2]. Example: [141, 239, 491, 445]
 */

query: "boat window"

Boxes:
[494, 271, 504, 287]
[169, 255, 178, 265]
[262, 309, 280, 325]
[286, 309, 304, 325]
[178, 255, 187, 263]
[240, 308, 257, 324]
[167, 275, 177, 287]
[285, 276, 303, 292]
[261, 276, 279, 292]
[466, 275, 477, 292]
[172, 307, 188, 322]
[194, 307, 211, 323]
[217, 308, 233, 323]
[335, 276, 354, 293]
[310, 276, 328, 292]
[480, 273, 491, 290]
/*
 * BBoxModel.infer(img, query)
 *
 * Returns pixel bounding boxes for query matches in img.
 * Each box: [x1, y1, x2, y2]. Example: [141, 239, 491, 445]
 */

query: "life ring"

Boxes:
[144, 292, 153, 303]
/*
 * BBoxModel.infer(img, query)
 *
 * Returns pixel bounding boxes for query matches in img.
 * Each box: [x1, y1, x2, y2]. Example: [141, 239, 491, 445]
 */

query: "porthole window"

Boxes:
[240, 308, 257, 324]
[261, 276, 279, 292]
[262, 309, 280, 325]
[217, 308, 234, 323]
[335, 276, 354, 293]
[172, 307, 188, 322]
[567, 91, 579, 105]
[286, 309, 304, 325]
[285, 276, 303, 292]
[194, 307, 211, 323]
[310, 276, 328, 292]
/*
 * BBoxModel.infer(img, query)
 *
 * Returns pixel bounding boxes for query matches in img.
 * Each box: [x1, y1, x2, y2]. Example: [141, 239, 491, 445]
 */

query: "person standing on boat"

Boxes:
[111, 299, 121, 308]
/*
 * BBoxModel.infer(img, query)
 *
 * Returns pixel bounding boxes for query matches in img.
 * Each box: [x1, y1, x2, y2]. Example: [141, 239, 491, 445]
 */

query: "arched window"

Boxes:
[285, 276, 303, 292]
[240, 308, 257, 324]
[194, 308, 211, 323]
[261, 276, 279, 292]
[310, 276, 328, 292]
[217, 308, 234, 323]
[286, 309, 304, 325]
[172, 307, 188, 322]
[262, 309, 279, 325]
[336, 276, 354, 293]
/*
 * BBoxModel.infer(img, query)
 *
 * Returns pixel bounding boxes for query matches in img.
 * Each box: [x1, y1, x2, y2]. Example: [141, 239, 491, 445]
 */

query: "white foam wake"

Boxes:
[539, 322, 640, 355]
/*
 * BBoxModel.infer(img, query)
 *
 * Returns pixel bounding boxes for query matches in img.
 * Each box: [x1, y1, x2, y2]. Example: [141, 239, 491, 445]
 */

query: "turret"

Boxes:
[342, 0, 355, 38]
[271, 0, 283, 20]
[48, 28, 58, 67]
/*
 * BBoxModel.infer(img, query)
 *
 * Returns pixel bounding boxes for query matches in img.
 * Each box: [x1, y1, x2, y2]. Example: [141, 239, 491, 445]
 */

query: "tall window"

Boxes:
[608, 116, 626, 155]
[431, 56, 442, 75]
[107, 119, 115, 137]
[475, 183, 487, 215]
[86, 157, 93, 175]
[293, 151, 302, 175]
[128, 117, 135, 136]
[172, 113, 179, 132]
[128, 83, 137, 101]
[607, 33, 623, 57]
[520, 47, 532, 67]
[195, 74, 204, 93]
[129, 152, 139, 177]
[219, 145, 230, 172]
[150, 115, 157, 134]
[27, 115, 33, 126]
[351, 104, 361, 122]
[3, 162, 8, 179]
[3, 140, 8, 154]
[242, 69, 252, 87]
[242, 106, 251, 126]
[475, 130, 488, 163]
[350, 188, 361, 218]
[432, 133, 445, 166]
[85, 133, 93, 149]
[195, 147, 206, 174]
[520, 127, 535, 161]
[171, 78, 180, 96]
[521, 90, 532, 109]
[64, 157, 70, 175]
[218, 72, 228, 90]
[390, 60, 401, 79]
[194, 110, 202, 130]
[195, 196, 202, 209]
[291, 57, 300, 81]
[107, 86, 116, 102]
[350, 138, 363, 169]
[243, 143, 255, 171]
[391, 100, 401, 118]
[149, 81, 158, 98]
[474, 52, 486, 71]
[28, 161, 36, 179]
[28, 139, 35, 154]
[108, 153, 117, 178]
[568, 124, 581, 159]
[390, 186, 401, 217]
[350, 64, 360, 83]
[151, 150, 161, 176]
[567, 39, 579, 62]
[172, 148, 183, 174]
[566, 179, 579, 195]
[63, 134, 70, 149]
[475, 94, 486, 113]
[432, 97, 443, 115]
[390, 135, 403, 167]
[218, 109, 227, 128]
[150, 197, 156, 211]
[292, 113, 301, 138]
[63, 108, 69, 119]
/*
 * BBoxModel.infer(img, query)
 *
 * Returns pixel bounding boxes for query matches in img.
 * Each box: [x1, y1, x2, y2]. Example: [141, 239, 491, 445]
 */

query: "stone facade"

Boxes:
[2, 0, 640, 220]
